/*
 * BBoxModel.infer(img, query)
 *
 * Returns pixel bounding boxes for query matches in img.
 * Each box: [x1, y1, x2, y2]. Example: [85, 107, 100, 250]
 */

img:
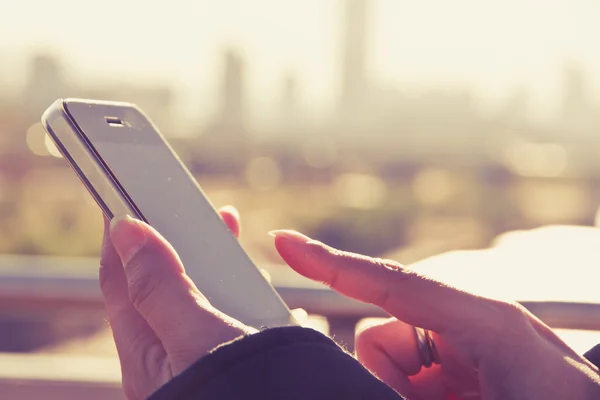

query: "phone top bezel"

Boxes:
[49, 99, 147, 223]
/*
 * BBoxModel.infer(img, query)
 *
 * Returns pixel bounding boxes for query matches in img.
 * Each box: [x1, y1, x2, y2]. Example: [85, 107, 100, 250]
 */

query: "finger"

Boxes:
[356, 318, 422, 376]
[109, 215, 248, 374]
[409, 366, 448, 399]
[355, 318, 420, 396]
[272, 230, 514, 335]
[290, 308, 308, 325]
[356, 319, 451, 399]
[99, 218, 167, 398]
[356, 319, 478, 399]
[359, 345, 415, 398]
[218, 205, 240, 238]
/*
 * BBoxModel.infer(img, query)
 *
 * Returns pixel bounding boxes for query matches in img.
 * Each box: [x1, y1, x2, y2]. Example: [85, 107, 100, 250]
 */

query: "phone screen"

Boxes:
[63, 100, 292, 328]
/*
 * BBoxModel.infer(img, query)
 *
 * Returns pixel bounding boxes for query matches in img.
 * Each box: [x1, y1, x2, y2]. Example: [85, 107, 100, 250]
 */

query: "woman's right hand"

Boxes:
[270, 230, 600, 399]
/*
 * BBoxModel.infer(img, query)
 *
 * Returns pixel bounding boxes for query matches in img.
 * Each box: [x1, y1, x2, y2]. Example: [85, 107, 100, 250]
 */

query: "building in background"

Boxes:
[20, 53, 71, 120]
[217, 48, 246, 132]
[561, 64, 589, 120]
[187, 48, 251, 174]
[339, 0, 370, 117]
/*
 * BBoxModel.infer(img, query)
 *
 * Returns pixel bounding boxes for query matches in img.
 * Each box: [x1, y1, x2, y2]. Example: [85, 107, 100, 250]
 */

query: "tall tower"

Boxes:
[219, 48, 245, 129]
[280, 73, 298, 117]
[561, 63, 588, 119]
[275, 72, 303, 140]
[339, 0, 369, 113]
[22, 53, 69, 118]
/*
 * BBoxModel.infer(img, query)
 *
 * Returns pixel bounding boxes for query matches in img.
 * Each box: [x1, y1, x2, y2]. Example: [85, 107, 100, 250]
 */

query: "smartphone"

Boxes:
[41, 98, 296, 329]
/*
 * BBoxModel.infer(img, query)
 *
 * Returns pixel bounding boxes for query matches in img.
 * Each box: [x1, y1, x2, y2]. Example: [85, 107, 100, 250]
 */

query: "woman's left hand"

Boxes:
[100, 206, 254, 400]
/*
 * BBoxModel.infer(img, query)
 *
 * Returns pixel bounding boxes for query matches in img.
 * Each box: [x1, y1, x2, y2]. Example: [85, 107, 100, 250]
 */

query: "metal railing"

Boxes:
[1, 255, 600, 399]
[1, 256, 600, 345]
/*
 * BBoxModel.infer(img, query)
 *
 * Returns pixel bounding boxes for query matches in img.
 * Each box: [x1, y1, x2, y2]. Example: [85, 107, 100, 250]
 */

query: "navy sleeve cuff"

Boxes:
[148, 326, 402, 400]
[585, 344, 600, 369]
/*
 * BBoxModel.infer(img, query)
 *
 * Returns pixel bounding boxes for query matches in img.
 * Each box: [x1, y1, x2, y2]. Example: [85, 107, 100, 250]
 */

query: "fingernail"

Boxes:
[109, 215, 147, 265]
[268, 229, 312, 243]
[220, 204, 239, 214]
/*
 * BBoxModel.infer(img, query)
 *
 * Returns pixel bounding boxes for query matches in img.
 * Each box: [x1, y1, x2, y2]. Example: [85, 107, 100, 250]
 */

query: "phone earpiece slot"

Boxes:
[105, 117, 124, 127]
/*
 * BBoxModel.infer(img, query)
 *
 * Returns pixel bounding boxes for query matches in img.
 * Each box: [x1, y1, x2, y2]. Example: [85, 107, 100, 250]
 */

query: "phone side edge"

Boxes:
[41, 100, 142, 222]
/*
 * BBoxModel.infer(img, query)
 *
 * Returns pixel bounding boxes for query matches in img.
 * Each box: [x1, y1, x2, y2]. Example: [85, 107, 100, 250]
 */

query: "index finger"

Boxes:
[271, 230, 514, 335]
[218, 205, 241, 238]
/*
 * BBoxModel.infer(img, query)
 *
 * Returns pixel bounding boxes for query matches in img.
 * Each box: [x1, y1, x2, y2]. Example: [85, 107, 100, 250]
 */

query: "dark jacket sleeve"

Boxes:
[585, 344, 600, 369]
[148, 326, 403, 400]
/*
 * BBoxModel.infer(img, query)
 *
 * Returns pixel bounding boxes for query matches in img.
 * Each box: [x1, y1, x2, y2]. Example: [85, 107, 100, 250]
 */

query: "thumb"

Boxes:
[109, 216, 242, 372]
[109, 215, 200, 303]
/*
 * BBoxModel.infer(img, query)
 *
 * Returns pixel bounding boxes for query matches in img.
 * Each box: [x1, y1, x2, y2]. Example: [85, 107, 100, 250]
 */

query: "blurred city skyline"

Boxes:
[2, 0, 600, 126]
[0, 0, 600, 260]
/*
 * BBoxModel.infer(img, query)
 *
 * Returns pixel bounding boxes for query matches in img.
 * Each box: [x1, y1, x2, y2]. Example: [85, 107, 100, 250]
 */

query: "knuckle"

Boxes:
[355, 334, 377, 360]
[469, 300, 536, 362]
[126, 263, 161, 311]
[480, 300, 532, 337]
[355, 325, 379, 351]
[355, 323, 376, 341]
[498, 301, 529, 322]
[369, 258, 409, 308]
[372, 283, 392, 309]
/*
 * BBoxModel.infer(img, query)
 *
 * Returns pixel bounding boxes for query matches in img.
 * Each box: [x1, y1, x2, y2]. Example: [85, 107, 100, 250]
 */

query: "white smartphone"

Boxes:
[41, 98, 296, 329]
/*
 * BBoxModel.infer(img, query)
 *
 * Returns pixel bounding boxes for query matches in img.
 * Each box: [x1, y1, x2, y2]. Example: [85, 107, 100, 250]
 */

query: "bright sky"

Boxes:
[1, 0, 600, 121]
